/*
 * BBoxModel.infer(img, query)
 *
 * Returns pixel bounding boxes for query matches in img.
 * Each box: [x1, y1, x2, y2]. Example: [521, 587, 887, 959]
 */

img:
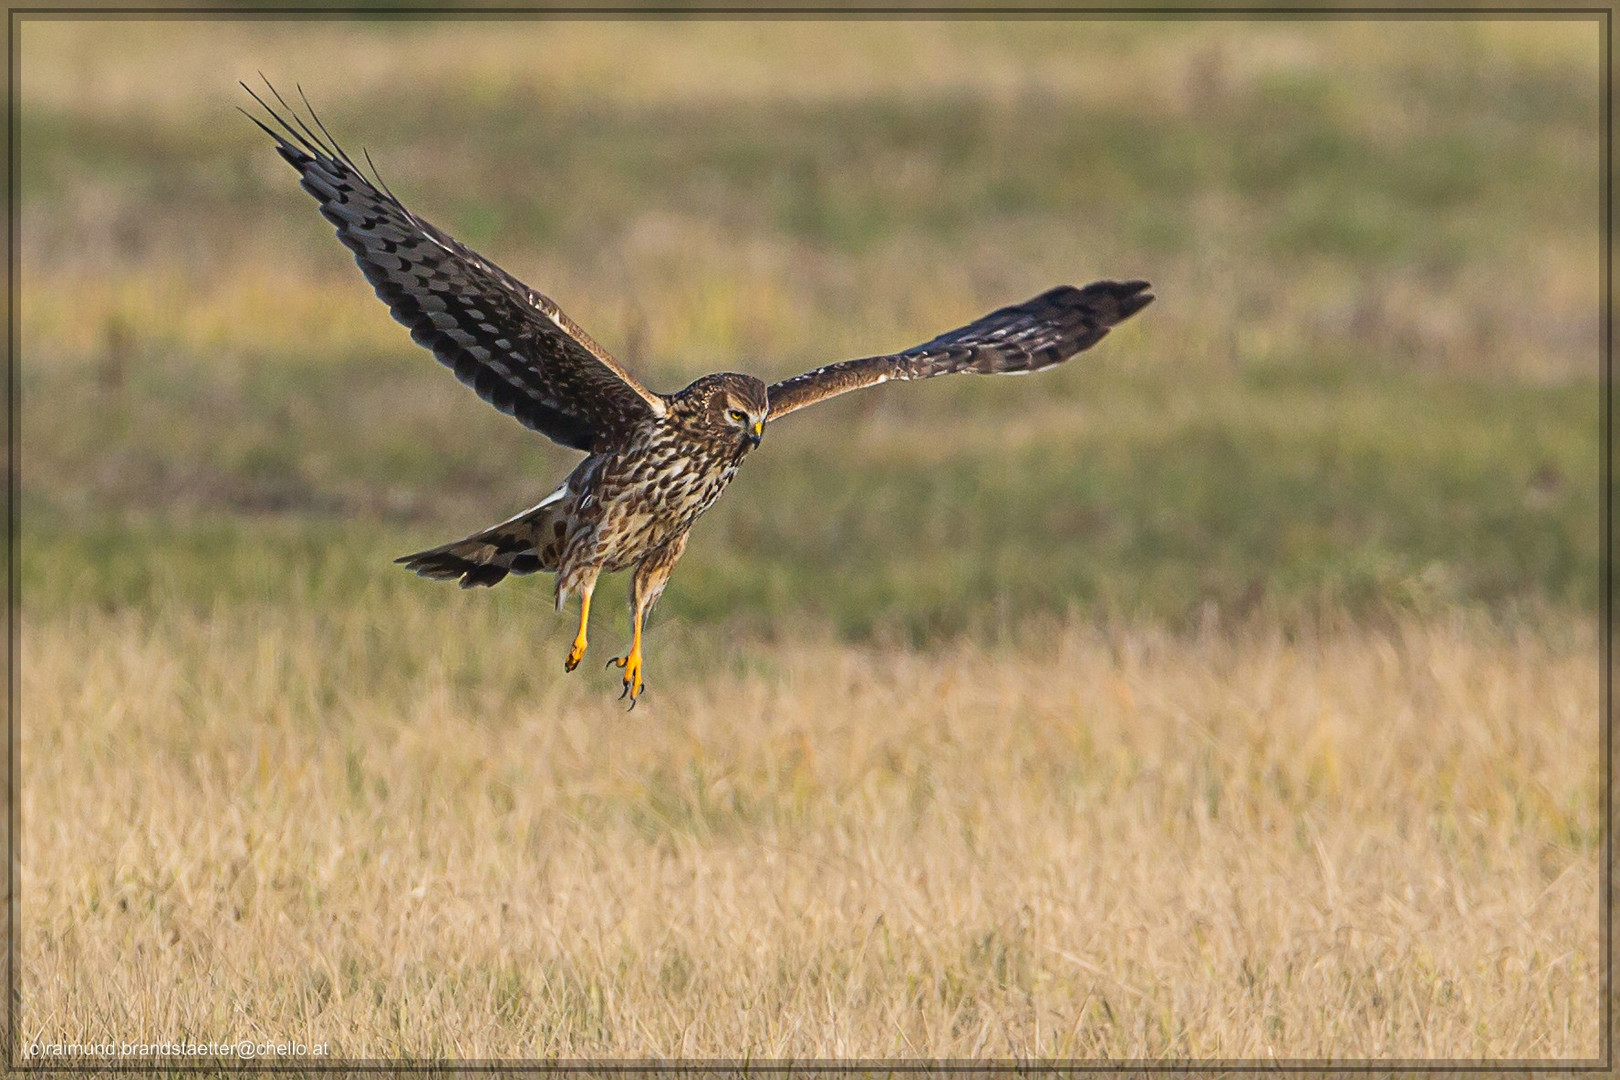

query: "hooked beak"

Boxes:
[747, 419, 763, 449]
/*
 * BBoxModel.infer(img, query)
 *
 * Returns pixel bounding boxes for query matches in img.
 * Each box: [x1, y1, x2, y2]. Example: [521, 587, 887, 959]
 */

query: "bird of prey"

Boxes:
[243, 84, 1153, 706]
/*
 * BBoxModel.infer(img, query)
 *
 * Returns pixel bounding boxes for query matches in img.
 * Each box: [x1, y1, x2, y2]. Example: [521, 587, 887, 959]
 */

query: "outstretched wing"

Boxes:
[764, 280, 1153, 422]
[242, 82, 665, 452]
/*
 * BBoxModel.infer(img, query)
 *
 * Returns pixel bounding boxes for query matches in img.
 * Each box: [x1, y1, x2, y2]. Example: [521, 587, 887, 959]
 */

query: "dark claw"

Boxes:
[619, 681, 630, 701]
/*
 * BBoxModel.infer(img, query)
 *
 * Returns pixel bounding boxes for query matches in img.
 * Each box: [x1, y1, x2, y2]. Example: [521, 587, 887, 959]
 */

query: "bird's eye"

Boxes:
[728, 409, 747, 423]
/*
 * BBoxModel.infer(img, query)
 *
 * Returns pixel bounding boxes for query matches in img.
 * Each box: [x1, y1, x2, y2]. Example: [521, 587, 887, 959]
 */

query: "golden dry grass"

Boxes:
[18, 18, 1594, 119]
[20, 17, 1600, 386]
[20, 601, 1598, 1060]
[15, 15, 1603, 1066]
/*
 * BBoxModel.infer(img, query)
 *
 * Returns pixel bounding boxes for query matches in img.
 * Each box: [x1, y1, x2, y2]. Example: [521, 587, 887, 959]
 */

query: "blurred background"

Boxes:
[16, 17, 1603, 1060]
[19, 16, 1600, 639]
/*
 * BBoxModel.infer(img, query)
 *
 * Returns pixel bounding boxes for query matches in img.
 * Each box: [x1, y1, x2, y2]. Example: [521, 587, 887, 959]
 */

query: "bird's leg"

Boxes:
[607, 601, 646, 706]
[608, 538, 684, 709]
[564, 584, 593, 672]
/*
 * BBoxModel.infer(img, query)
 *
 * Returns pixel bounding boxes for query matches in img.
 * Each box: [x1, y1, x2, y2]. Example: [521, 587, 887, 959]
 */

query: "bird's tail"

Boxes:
[396, 484, 572, 588]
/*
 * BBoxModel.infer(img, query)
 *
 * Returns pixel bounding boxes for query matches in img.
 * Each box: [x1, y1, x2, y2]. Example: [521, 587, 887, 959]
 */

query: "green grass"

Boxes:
[17, 18, 1601, 639]
[22, 360, 1597, 639]
[13, 20, 1603, 1060]
[21, 72, 1594, 279]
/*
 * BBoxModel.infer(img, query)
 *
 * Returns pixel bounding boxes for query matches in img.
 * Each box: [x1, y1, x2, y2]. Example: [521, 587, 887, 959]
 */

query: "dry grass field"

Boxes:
[15, 15, 1603, 1064]
[20, 604, 1601, 1059]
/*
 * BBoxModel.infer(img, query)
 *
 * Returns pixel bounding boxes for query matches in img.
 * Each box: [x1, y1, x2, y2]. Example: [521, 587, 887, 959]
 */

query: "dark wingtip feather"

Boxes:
[235, 104, 300, 161]
[241, 76, 378, 186]
[1063, 278, 1154, 328]
[1112, 280, 1155, 322]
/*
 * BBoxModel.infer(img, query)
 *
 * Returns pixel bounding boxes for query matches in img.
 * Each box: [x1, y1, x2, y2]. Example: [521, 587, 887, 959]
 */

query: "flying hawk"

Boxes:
[244, 84, 1153, 706]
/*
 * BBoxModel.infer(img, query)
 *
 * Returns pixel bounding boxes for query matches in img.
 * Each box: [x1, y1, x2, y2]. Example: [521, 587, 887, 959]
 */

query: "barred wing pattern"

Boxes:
[243, 84, 664, 452]
[765, 280, 1153, 422]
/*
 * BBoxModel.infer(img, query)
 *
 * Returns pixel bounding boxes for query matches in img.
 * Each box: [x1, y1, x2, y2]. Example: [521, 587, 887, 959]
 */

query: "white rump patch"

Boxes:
[491, 482, 570, 529]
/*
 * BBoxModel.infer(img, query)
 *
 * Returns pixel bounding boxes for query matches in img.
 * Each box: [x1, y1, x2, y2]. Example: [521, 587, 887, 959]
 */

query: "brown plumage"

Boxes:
[764, 281, 1154, 420]
[246, 83, 1153, 705]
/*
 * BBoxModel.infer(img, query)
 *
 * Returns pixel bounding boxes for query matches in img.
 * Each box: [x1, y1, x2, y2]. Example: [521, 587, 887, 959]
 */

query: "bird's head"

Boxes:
[674, 372, 769, 451]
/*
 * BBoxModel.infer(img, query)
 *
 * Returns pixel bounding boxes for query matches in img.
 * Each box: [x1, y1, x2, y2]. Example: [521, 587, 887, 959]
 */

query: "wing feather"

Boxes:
[765, 280, 1153, 422]
[243, 81, 665, 452]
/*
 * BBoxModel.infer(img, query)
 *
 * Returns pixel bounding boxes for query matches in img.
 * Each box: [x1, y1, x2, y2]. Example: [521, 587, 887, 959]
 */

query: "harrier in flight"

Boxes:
[245, 84, 1153, 706]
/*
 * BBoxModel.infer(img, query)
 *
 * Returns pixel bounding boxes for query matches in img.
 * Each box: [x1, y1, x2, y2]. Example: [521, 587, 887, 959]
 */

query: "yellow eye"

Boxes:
[728, 409, 747, 422]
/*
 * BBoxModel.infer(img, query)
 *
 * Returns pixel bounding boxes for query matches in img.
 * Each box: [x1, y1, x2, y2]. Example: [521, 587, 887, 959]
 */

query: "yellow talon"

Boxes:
[608, 598, 648, 707]
[608, 649, 644, 705]
[564, 590, 591, 672]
